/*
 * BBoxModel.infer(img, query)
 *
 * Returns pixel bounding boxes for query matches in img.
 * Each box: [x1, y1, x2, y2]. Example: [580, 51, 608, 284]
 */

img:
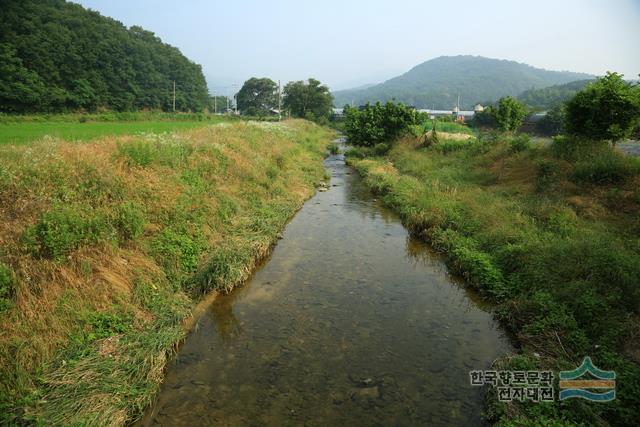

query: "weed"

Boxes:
[571, 150, 639, 185]
[0, 264, 13, 312]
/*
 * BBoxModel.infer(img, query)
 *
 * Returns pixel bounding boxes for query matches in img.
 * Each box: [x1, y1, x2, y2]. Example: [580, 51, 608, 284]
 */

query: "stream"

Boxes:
[141, 139, 511, 426]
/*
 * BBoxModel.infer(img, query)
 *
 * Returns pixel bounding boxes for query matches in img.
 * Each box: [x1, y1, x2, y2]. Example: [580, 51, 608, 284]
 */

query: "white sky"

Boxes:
[74, 0, 640, 93]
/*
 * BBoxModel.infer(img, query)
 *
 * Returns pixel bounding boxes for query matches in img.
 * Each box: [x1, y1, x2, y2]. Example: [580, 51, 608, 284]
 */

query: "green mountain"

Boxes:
[333, 55, 594, 109]
[517, 79, 594, 110]
[0, 0, 209, 113]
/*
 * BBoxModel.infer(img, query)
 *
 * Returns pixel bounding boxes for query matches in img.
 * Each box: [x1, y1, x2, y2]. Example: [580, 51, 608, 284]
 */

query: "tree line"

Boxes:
[235, 77, 333, 122]
[343, 72, 640, 146]
[0, 0, 209, 113]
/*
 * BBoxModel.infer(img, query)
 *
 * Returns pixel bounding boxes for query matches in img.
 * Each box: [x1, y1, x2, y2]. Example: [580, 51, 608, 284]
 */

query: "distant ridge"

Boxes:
[332, 55, 594, 109]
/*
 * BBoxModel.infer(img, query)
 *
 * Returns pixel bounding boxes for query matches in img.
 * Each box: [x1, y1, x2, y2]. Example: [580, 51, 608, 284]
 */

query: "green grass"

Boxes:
[349, 135, 640, 427]
[0, 120, 229, 145]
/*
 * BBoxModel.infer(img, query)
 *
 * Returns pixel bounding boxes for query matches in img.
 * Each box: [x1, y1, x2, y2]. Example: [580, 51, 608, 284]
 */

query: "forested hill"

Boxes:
[0, 0, 209, 113]
[517, 79, 594, 109]
[332, 56, 593, 109]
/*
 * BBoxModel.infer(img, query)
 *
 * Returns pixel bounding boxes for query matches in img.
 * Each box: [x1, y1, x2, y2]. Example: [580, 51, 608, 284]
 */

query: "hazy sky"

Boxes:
[74, 0, 640, 95]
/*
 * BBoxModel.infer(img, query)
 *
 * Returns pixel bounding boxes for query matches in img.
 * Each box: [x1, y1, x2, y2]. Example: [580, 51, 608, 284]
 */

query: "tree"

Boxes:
[208, 95, 231, 113]
[236, 78, 277, 116]
[490, 96, 527, 131]
[344, 102, 419, 146]
[537, 104, 566, 136]
[0, 1, 210, 113]
[565, 72, 640, 142]
[283, 78, 333, 122]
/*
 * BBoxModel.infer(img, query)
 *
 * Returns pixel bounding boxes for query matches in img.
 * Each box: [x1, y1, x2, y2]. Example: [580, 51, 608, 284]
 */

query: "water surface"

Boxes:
[143, 143, 510, 426]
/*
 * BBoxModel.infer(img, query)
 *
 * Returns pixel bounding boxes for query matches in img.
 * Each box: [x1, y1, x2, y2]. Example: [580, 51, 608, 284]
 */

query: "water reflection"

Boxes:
[141, 141, 511, 426]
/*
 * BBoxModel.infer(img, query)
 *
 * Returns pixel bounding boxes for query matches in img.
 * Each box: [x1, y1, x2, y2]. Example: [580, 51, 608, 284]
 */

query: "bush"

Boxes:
[150, 227, 205, 284]
[344, 101, 419, 146]
[373, 143, 391, 156]
[25, 206, 111, 260]
[509, 134, 530, 152]
[572, 151, 640, 184]
[491, 96, 527, 131]
[327, 142, 339, 155]
[565, 72, 640, 142]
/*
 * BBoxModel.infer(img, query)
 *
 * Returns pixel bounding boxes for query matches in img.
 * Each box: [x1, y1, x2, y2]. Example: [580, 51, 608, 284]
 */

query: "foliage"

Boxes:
[333, 55, 592, 109]
[25, 205, 112, 261]
[344, 101, 420, 146]
[0, 0, 209, 113]
[491, 96, 527, 131]
[208, 96, 231, 113]
[471, 109, 496, 127]
[236, 77, 278, 116]
[565, 72, 640, 142]
[536, 104, 566, 136]
[509, 134, 530, 152]
[571, 150, 640, 185]
[113, 202, 146, 240]
[518, 79, 593, 110]
[283, 78, 333, 123]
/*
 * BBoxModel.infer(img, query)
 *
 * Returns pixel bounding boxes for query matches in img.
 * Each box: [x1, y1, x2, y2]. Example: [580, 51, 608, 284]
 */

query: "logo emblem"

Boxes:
[559, 357, 616, 401]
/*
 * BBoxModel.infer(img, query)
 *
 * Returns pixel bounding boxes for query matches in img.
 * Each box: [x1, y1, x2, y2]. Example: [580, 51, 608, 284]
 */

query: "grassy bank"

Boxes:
[0, 119, 333, 425]
[347, 133, 640, 426]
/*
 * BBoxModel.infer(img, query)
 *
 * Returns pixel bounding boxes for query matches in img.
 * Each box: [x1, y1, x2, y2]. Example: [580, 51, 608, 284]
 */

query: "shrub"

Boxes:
[566, 72, 640, 142]
[150, 227, 204, 284]
[491, 96, 527, 131]
[25, 206, 111, 260]
[509, 134, 530, 152]
[344, 101, 419, 146]
[327, 142, 339, 155]
[373, 143, 391, 156]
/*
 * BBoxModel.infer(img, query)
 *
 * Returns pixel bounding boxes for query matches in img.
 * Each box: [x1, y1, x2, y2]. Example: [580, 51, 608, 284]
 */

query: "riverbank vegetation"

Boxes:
[0, 120, 333, 424]
[346, 75, 640, 426]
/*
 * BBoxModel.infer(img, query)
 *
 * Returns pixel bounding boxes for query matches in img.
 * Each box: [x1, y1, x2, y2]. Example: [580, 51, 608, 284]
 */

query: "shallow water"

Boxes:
[142, 142, 511, 426]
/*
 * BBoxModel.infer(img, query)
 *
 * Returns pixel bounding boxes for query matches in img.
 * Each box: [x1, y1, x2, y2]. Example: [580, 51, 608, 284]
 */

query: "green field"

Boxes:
[0, 117, 230, 145]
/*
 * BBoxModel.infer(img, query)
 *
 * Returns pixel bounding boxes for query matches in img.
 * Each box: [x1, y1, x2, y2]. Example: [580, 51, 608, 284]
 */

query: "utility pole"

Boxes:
[213, 94, 217, 114]
[278, 80, 282, 121]
[226, 96, 229, 114]
[172, 80, 176, 112]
